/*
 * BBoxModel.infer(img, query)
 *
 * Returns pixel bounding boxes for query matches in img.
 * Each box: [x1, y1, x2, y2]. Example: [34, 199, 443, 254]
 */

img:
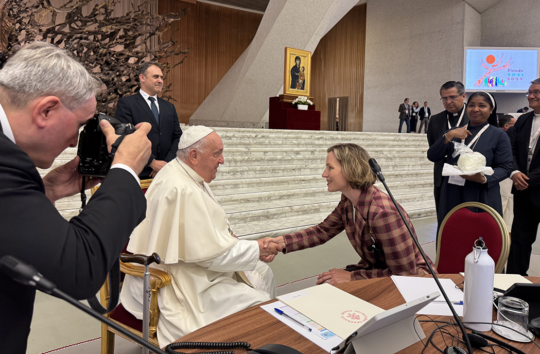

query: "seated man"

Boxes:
[121, 126, 282, 346]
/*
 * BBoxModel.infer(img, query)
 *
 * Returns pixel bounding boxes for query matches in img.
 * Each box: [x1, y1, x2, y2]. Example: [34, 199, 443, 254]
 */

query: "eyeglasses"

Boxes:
[440, 95, 462, 102]
[526, 90, 540, 97]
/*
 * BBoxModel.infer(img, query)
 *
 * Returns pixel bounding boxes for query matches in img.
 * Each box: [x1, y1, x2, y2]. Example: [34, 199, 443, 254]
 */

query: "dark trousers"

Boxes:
[507, 192, 540, 275]
[418, 118, 429, 133]
[398, 118, 410, 133]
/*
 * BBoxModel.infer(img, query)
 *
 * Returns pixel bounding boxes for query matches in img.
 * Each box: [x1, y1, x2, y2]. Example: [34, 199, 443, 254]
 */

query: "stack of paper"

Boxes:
[391, 276, 464, 316]
[277, 284, 384, 339]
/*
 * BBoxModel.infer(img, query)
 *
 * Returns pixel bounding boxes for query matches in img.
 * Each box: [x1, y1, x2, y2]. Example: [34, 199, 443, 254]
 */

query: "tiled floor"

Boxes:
[28, 216, 540, 354]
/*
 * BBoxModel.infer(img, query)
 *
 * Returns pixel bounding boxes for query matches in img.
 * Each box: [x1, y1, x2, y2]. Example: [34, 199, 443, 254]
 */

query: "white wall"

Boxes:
[481, 0, 540, 113]
[363, 0, 479, 133]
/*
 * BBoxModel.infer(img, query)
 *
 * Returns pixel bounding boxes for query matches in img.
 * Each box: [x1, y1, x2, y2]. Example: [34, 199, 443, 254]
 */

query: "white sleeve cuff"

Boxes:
[510, 170, 520, 178]
[205, 240, 259, 272]
[111, 164, 140, 185]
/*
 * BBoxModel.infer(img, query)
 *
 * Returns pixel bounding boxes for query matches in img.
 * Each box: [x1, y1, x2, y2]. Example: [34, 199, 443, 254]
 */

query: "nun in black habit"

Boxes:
[427, 91, 513, 226]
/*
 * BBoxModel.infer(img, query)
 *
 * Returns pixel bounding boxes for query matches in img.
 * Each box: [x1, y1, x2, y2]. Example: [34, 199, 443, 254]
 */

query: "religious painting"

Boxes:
[284, 47, 311, 97]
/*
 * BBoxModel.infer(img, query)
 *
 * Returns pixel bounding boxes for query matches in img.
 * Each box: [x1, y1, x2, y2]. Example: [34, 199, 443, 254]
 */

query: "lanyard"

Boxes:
[448, 108, 465, 130]
[461, 124, 490, 150]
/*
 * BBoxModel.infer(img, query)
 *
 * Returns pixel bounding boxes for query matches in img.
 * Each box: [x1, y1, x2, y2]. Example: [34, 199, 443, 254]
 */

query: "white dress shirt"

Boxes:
[511, 113, 540, 177]
[0, 103, 139, 185]
[139, 89, 160, 113]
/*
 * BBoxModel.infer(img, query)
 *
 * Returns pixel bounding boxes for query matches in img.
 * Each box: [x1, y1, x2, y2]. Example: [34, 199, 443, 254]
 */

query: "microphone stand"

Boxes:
[0, 256, 167, 354]
[369, 158, 473, 354]
[52, 287, 168, 354]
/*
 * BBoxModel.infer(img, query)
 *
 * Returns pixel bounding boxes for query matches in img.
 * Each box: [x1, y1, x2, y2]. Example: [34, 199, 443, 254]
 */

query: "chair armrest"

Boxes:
[120, 262, 171, 289]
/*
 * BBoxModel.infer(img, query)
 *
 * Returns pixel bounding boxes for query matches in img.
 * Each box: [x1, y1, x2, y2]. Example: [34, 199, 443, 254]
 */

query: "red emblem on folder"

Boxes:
[340, 310, 368, 324]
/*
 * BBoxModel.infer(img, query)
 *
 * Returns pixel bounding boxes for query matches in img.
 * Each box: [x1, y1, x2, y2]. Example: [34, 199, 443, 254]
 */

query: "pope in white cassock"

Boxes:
[120, 126, 283, 346]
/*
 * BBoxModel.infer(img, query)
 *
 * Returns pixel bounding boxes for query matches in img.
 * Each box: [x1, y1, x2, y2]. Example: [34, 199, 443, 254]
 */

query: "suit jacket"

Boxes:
[116, 92, 182, 178]
[283, 185, 434, 279]
[427, 108, 469, 188]
[398, 103, 410, 119]
[0, 123, 146, 353]
[511, 111, 540, 207]
[419, 107, 431, 120]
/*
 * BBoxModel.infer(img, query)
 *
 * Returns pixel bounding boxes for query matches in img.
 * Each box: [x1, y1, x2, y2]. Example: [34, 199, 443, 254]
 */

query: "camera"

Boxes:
[77, 113, 135, 177]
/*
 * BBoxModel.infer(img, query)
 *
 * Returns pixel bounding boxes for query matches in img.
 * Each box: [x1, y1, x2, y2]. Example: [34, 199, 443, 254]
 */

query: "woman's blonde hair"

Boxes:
[327, 143, 377, 190]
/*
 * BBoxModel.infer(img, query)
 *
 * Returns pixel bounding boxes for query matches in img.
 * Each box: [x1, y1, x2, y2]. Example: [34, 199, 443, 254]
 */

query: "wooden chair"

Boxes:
[435, 202, 511, 274]
[91, 179, 172, 353]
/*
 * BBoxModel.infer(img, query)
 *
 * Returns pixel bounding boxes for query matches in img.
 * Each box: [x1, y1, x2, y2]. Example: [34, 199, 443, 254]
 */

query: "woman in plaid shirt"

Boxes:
[273, 144, 435, 284]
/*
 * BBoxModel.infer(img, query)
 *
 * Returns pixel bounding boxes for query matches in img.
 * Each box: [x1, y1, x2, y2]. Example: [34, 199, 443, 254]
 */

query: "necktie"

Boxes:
[148, 97, 159, 124]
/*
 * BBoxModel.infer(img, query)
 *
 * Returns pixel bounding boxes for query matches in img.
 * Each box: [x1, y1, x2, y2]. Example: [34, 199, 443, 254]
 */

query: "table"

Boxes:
[172, 274, 540, 353]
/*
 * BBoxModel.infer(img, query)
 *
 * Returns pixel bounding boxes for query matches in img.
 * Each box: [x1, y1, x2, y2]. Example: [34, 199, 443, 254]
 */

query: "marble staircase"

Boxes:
[211, 128, 435, 240]
[39, 128, 436, 239]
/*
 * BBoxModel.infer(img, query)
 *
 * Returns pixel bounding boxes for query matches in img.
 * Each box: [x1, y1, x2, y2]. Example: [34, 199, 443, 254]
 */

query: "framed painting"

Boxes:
[284, 47, 311, 96]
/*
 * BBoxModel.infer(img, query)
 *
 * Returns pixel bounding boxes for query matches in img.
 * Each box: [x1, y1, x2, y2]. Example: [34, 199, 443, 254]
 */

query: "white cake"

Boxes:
[457, 152, 486, 173]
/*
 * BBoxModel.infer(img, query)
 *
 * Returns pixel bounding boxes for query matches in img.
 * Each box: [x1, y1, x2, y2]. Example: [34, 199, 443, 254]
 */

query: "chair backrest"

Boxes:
[436, 202, 510, 274]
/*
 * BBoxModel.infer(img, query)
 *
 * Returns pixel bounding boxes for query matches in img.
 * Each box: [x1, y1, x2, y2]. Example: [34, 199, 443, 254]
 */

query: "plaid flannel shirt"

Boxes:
[283, 185, 436, 279]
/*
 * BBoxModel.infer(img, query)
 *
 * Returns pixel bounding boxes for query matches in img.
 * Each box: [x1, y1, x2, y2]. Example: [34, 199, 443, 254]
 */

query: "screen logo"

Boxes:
[475, 54, 512, 88]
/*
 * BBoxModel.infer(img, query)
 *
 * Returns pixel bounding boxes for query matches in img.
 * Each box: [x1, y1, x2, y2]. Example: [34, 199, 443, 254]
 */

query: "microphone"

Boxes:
[0, 255, 56, 294]
[368, 158, 473, 354]
[0, 255, 168, 354]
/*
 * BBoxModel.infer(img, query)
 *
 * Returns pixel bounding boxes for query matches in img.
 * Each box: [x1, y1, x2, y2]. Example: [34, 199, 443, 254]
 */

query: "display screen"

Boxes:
[464, 47, 539, 92]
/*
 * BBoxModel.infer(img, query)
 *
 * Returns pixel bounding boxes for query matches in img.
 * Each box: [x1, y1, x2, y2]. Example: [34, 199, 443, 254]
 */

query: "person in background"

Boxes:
[116, 62, 182, 179]
[507, 79, 540, 276]
[410, 101, 420, 133]
[427, 92, 512, 227]
[498, 114, 517, 236]
[398, 98, 411, 133]
[272, 144, 434, 283]
[427, 81, 469, 222]
[418, 101, 431, 134]
[517, 106, 529, 113]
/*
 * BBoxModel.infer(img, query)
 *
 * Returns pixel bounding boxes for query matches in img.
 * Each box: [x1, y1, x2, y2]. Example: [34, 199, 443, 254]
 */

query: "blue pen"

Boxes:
[435, 300, 463, 305]
[274, 308, 312, 332]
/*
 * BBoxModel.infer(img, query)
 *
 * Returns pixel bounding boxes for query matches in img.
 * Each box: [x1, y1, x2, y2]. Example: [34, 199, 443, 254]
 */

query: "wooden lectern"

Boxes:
[269, 97, 321, 130]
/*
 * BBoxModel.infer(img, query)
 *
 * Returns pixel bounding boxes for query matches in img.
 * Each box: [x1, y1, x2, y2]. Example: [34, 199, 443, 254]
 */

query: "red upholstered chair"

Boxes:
[435, 202, 510, 274]
[91, 179, 171, 354]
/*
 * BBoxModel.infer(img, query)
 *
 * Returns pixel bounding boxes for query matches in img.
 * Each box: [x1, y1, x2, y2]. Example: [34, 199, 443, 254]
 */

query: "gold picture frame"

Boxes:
[283, 47, 311, 97]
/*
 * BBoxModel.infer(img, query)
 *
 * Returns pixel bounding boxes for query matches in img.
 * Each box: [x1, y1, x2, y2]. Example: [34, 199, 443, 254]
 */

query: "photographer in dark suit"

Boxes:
[507, 79, 540, 276]
[0, 42, 152, 353]
[116, 62, 182, 178]
[427, 81, 469, 223]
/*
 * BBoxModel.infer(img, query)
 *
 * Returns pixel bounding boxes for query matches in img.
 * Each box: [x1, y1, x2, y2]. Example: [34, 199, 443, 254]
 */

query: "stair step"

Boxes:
[235, 200, 437, 239]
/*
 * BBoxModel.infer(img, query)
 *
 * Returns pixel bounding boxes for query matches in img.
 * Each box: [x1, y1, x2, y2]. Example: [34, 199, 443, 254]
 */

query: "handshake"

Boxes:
[256, 236, 286, 263]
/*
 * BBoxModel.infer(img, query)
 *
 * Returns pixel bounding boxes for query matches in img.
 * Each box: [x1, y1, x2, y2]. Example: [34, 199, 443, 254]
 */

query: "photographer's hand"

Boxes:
[100, 120, 152, 176]
[43, 156, 102, 204]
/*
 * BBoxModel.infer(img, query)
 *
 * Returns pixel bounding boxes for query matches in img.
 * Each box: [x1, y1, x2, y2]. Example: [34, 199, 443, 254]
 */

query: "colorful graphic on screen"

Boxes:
[464, 48, 539, 92]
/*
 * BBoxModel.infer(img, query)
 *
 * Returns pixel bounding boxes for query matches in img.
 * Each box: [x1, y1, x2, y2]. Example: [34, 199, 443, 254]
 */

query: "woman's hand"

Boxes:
[316, 268, 352, 285]
[460, 173, 486, 184]
[446, 126, 471, 142]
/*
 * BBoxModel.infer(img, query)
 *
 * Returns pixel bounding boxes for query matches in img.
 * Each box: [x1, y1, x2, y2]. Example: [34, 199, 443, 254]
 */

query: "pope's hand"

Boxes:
[43, 156, 102, 203]
[257, 237, 285, 257]
[100, 120, 152, 176]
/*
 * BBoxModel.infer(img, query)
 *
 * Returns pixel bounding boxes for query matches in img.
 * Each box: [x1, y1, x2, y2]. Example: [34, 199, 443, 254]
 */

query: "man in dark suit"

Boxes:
[418, 101, 431, 134]
[0, 42, 152, 353]
[427, 81, 469, 222]
[507, 79, 540, 276]
[398, 98, 411, 133]
[116, 62, 182, 178]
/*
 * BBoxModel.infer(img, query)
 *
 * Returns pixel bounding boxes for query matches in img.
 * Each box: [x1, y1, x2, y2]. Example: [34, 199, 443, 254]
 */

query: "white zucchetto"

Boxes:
[178, 126, 214, 149]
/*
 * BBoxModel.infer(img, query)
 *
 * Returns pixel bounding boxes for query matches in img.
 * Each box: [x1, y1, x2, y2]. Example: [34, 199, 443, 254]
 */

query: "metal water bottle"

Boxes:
[463, 237, 495, 331]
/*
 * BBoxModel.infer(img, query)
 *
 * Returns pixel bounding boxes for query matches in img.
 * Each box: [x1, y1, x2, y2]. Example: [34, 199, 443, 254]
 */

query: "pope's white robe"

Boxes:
[120, 158, 274, 346]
